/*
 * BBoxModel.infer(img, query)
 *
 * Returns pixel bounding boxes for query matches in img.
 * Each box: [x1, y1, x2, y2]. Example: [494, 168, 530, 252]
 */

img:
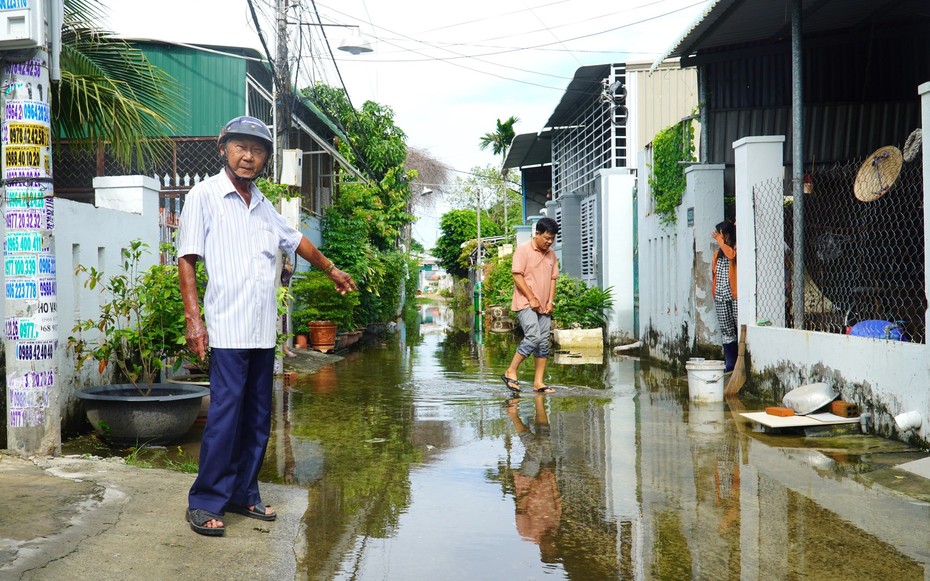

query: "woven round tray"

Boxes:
[854, 145, 903, 202]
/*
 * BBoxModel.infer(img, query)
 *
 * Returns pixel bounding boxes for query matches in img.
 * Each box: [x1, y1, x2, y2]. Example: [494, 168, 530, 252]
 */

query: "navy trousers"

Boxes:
[188, 348, 275, 515]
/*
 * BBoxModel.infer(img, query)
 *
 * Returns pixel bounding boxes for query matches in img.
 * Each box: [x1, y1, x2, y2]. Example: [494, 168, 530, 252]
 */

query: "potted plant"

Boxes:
[67, 240, 208, 445]
[551, 275, 614, 349]
[291, 270, 360, 352]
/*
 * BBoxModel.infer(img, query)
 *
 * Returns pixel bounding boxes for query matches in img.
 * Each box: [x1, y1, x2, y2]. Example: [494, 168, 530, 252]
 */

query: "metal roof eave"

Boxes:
[650, 0, 725, 72]
[543, 64, 613, 129]
[503, 132, 552, 170]
[651, 0, 929, 71]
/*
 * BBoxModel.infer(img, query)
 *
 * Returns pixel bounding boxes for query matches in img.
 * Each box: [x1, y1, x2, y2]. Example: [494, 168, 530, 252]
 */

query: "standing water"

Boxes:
[68, 301, 930, 579]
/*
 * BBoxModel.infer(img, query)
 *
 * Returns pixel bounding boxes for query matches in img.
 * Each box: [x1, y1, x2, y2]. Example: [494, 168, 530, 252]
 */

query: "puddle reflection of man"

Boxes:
[505, 395, 562, 560]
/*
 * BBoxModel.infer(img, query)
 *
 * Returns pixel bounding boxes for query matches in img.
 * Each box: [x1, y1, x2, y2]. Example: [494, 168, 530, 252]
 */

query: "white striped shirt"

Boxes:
[177, 171, 301, 349]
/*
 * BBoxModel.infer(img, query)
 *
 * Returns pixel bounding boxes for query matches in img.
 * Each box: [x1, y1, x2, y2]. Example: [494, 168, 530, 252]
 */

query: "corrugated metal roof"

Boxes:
[503, 132, 552, 169]
[135, 41, 255, 137]
[654, 0, 928, 68]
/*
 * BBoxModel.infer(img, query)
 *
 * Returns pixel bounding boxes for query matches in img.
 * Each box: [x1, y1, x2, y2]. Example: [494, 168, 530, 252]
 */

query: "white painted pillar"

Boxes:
[4, 50, 59, 454]
[733, 136, 786, 327]
[686, 164, 725, 347]
[93, 175, 162, 214]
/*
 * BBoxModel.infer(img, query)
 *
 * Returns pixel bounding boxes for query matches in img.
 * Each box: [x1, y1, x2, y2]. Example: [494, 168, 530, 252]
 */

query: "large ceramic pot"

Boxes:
[489, 317, 515, 333]
[307, 320, 337, 352]
[167, 374, 211, 422]
[74, 383, 209, 446]
[487, 305, 509, 319]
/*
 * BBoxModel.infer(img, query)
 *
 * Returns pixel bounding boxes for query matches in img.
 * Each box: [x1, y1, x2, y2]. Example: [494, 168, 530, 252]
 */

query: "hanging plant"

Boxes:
[648, 119, 695, 225]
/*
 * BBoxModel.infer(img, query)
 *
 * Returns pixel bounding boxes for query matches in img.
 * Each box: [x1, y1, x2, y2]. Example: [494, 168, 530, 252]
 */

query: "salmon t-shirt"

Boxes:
[511, 238, 559, 312]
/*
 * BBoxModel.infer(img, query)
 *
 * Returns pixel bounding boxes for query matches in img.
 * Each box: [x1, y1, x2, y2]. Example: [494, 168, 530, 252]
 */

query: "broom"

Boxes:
[724, 324, 747, 396]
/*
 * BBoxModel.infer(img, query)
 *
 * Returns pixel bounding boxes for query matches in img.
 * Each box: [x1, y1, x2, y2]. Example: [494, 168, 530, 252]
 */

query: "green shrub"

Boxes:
[291, 270, 360, 332]
[482, 252, 515, 309]
[553, 275, 614, 329]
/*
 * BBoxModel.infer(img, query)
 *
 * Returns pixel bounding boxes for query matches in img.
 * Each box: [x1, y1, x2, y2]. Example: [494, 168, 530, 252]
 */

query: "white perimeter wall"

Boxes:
[637, 155, 725, 364]
[52, 176, 162, 426]
[730, 81, 930, 442]
[599, 169, 636, 343]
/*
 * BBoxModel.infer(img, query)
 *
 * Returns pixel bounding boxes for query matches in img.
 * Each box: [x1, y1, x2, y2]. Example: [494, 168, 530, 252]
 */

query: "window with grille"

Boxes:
[580, 195, 597, 281]
[551, 64, 627, 200]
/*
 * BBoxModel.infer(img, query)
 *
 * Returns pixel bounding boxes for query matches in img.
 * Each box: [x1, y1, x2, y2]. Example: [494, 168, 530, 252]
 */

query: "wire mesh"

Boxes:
[754, 153, 925, 343]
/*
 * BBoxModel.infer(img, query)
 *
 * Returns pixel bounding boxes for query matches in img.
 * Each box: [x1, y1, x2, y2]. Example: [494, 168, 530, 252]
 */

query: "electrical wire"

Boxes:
[312, 0, 706, 93]
[338, 0, 709, 63]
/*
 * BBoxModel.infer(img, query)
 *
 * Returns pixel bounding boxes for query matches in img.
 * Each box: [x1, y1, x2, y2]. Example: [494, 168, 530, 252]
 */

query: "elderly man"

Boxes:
[178, 116, 356, 536]
[501, 217, 560, 394]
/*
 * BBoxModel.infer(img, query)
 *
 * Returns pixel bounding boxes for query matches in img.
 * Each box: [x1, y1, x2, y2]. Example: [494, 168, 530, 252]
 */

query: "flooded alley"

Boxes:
[46, 301, 930, 580]
[240, 301, 930, 579]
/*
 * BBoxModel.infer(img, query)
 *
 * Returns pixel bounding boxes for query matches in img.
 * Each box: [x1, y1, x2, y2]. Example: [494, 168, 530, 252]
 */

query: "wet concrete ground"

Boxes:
[8, 301, 930, 579]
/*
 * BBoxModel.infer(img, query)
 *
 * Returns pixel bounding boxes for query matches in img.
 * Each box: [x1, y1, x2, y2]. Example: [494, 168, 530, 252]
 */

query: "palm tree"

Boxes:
[54, 0, 182, 170]
[479, 116, 520, 230]
[478, 116, 519, 162]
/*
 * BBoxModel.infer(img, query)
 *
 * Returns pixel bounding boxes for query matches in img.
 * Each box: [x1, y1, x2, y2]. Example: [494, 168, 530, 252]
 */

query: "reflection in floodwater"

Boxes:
[261, 302, 930, 580]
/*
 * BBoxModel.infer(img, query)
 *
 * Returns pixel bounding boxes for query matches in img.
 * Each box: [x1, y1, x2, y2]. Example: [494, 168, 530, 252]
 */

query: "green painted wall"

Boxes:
[136, 43, 250, 137]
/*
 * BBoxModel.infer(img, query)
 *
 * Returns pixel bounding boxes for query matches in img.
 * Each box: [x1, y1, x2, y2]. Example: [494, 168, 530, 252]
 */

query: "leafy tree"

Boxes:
[434, 209, 477, 278]
[302, 83, 417, 327]
[446, 165, 522, 236]
[55, 0, 182, 169]
[433, 208, 502, 278]
[303, 83, 408, 182]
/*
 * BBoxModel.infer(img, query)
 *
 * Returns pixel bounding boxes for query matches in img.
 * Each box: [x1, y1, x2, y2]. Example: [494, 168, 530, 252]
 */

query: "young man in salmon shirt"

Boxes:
[501, 217, 560, 394]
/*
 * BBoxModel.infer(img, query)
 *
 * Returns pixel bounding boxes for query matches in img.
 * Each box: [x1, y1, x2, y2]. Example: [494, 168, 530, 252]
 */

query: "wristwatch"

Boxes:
[323, 261, 335, 273]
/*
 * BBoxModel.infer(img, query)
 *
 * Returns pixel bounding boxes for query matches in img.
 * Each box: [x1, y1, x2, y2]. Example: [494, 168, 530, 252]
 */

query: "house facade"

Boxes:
[504, 61, 697, 345]
[52, 40, 363, 262]
[641, 0, 930, 443]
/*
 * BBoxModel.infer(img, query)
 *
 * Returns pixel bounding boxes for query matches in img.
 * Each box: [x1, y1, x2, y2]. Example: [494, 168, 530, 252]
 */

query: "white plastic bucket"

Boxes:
[685, 359, 726, 402]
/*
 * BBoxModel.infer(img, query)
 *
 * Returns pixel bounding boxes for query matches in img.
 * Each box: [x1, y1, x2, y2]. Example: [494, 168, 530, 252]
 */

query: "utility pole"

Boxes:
[274, 0, 290, 181]
[3, 0, 64, 454]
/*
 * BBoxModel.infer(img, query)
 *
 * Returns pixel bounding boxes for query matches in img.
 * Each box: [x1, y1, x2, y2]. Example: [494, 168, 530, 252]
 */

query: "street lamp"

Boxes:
[337, 29, 374, 55]
[296, 22, 374, 54]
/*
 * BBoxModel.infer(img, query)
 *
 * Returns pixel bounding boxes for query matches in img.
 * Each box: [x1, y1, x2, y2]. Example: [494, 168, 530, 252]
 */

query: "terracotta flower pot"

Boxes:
[294, 334, 308, 349]
[307, 321, 337, 352]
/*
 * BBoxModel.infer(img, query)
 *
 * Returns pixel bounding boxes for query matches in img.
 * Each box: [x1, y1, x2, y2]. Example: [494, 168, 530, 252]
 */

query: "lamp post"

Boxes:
[474, 187, 484, 341]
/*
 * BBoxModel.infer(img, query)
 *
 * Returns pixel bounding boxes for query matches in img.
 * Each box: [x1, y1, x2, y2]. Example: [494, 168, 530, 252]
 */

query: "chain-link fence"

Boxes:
[754, 152, 925, 343]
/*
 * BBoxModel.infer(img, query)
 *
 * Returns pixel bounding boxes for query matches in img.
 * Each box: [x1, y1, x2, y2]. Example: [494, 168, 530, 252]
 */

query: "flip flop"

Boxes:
[228, 501, 277, 521]
[500, 375, 521, 394]
[186, 508, 226, 536]
[533, 386, 556, 393]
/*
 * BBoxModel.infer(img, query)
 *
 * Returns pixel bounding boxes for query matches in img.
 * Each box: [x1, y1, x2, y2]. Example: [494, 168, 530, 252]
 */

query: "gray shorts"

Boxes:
[515, 308, 552, 358]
